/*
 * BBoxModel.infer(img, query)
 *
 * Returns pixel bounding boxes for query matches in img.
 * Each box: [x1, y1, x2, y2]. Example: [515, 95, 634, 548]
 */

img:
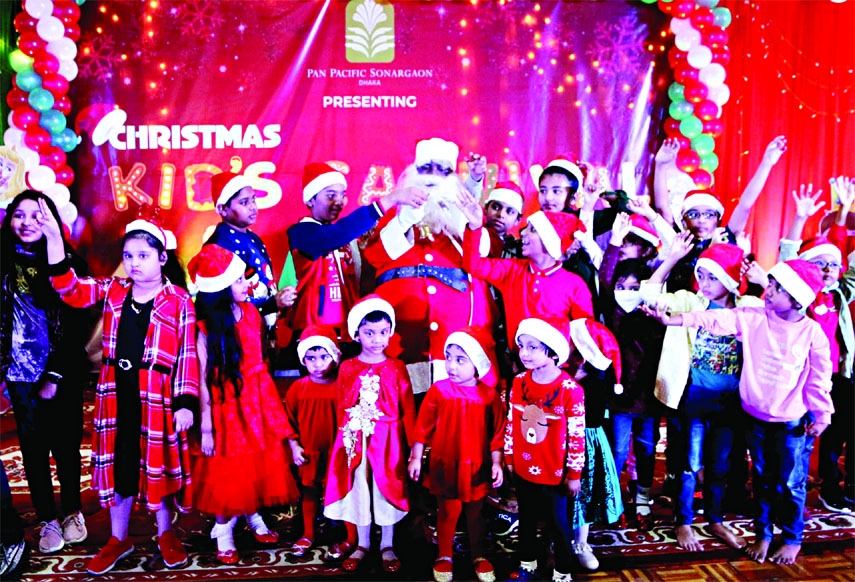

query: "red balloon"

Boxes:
[690, 168, 713, 189]
[11, 105, 40, 129]
[64, 23, 81, 42]
[673, 0, 695, 19]
[6, 88, 29, 109]
[18, 32, 47, 57]
[695, 99, 718, 121]
[677, 148, 701, 173]
[668, 47, 688, 69]
[41, 74, 70, 98]
[53, 0, 81, 21]
[33, 51, 60, 76]
[13, 11, 38, 33]
[702, 118, 724, 138]
[690, 7, 715, 30]
[664, 118, 682, 137]
[55, 165, 75, 187]
[24, 127, 53, 154]
[673, 136, 691, 150]
[684, 81, 709, 104]
[40, 146, 67, 171]
[711, 47, 731, 66]
[703, 28, 729, 48]
[674, 65, 700, 86]
[54, 95, 72, 115]
[658, 0, 675, 15]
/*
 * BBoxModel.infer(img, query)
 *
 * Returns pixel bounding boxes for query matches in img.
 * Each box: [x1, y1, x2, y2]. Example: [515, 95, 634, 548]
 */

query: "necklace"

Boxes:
[130, 298, 144, 315]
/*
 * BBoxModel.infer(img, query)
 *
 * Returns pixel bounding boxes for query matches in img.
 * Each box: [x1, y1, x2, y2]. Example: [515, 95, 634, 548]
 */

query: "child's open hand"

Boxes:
[763, 135, 788, 166]
[832, 176, 855, 213]
[668, 230, 695, 260]
[743, 260, 769, 288]
[628, 196, 657, 221]
[792, 183, 825, 219]
[655, 138, 681, 165]
[610, 212, 632, 246]
[36, 198, 62, 241]
[466, 152, 487, 182]
[735, 232, 752, 255]
[456, 187, 484, 230]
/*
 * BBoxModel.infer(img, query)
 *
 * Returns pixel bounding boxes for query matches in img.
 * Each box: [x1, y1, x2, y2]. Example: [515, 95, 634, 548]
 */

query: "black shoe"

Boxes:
[490, 511, 519, 536]
[0, 539, 28, 580]
[818, 493, 854, 514]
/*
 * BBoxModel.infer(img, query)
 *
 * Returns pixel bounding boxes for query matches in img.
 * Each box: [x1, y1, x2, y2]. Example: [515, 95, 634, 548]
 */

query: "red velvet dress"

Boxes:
[412, 379, 506, 501]
[192, 304, 298, 516]
[284, 376, 338, 487]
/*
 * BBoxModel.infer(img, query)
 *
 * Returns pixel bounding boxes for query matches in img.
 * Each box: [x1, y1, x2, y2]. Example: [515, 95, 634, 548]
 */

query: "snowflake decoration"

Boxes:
[528, 465, 542, 476]
[553, 405, 565, 415]
[555, 469, 563, 477]
[78, 33, 122, 82]
[172, 1, 226, 37]
[584, 15, 647, 84]
[522, 452, 531, 461]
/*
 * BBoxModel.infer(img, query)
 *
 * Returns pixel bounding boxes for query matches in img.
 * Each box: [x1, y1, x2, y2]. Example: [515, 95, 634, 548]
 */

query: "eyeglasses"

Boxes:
[416, 162, 453, 177]
[683, 210, 719, 220]
[810, 259, 842, 270]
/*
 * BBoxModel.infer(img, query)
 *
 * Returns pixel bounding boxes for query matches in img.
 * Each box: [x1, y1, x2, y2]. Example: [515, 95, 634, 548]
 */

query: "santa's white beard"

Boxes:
[398, 165, 468, 240]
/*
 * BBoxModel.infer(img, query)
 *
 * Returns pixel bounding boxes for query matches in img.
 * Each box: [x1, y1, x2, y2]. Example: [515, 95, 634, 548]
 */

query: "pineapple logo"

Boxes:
[345, 0, 394, 63]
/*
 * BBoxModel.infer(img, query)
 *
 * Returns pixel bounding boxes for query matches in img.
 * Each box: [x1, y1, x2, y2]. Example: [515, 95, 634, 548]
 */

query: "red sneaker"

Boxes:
[157, 530, 188, 568]
[87, 537, 135, 575]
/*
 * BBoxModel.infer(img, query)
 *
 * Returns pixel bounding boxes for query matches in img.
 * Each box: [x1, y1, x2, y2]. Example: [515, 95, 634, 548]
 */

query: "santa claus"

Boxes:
[363, 138, 496, 393]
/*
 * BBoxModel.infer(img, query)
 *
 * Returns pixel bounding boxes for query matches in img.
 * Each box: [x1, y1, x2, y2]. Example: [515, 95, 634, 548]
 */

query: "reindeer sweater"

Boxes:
[504, 370, 586, 485]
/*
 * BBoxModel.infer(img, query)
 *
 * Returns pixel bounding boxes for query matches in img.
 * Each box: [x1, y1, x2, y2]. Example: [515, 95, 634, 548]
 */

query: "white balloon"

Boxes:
[57, 59, 78, 81]
[36, 16, 65, 42]
[698, 63, 726, 87]
[58, 202, 78, 225]
[27, 165, 57, 191]
[17, 147, 41, 171]
[670, 18, 690, 34]
[7, 111, 17, 129]
[675, 28, 701, 52]
[45, 183, 71, 207]
[48, 37, 78, 61]
[709, 84, 731, 106]
[3, 128, 25, 147]
[24, 0, 53, 19]
[687, 45, 713, 69]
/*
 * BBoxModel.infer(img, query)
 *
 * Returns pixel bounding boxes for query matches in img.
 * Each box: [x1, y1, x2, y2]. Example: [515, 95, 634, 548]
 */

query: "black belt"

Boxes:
[376, 265, 469, 293]
[104, 357, 172, 375]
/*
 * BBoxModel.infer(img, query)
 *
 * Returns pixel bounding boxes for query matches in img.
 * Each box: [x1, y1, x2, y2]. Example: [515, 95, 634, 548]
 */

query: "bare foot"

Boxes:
[745, 539, 771, 563]
[710, 523, 747, 549]
[676, 524, 703, 551]
[769, 543, 801, 564]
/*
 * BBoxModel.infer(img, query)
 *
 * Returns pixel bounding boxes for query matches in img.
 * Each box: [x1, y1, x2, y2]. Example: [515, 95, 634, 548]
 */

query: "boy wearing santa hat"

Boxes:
[483, 181, 524, 259]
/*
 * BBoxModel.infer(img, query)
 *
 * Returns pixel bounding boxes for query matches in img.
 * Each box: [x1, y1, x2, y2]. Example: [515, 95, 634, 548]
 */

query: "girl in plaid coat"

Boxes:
[39, 200, 199, 576]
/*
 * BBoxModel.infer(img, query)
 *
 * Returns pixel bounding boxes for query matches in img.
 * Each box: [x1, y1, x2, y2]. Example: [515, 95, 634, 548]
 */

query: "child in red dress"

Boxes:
[324, 295, 416, 573]
[284, 325, 346, 558]
[188, 245, 298, 565]
[408, 326, 505, 582]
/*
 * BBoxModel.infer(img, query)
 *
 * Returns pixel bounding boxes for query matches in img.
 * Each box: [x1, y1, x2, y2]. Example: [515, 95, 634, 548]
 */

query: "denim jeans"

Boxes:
[744, 414, 808, 545]
[609, 413, 658, 488]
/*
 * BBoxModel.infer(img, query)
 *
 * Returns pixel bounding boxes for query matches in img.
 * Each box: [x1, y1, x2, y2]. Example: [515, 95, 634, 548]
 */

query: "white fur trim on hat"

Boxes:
[195, 253, 246, 293]
[347, 296, 396, 339]
[628, 225, 660, 247]
[681, 193, 725, 217]
[486, 188, 523, 215]
[125, 219, 169, 249]
[799, 244, 842, 265]
[695, 257, 739, 292]
[527, 211, 562, 260]
[297, 336, 342, 364]
[415, 138, 460, 167]
[303, 170, 347, 204]
[445, 331, 491, 378]
[768, 262, 817, 308]
[544, 158, 584, 186]
[515, 318, 570, 366]
[215, 175, 253, 207]
[569, 319, 612, 371]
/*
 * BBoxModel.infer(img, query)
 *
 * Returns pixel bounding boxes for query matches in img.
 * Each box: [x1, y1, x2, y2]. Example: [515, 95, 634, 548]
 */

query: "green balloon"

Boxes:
[39, 110, 68, 135]
[641, 0, 657, 4]
[668, 82, 685, 101]
[700, 152, 720, 173]
[669, 100, 693, 121]
[713, 7, 732, 28]
[697, 0, 719, 7]
[680, 115, 703, 139]
[9, 50, 34, 73]
[28, 88, 55, 112]
[692, 134, 716, 156]
[53, 128, 79, 153]
[15, 70, 42, 92]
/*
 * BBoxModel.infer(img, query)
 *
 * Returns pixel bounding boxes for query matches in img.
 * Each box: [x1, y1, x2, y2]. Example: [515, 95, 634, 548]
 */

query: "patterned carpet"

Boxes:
[2, 383, 854, 581]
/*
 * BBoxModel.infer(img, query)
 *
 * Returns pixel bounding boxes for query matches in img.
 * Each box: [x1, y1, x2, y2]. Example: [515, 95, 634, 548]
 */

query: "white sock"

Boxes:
[636, 486, 651, 517]
[380, 525, 395, 553]
[552, 570, 573, 582]
[357, 524, 371, 552]
[211, 523, 236, 552]
[246, 512, 269, 534]
[520, 559, 537, 572]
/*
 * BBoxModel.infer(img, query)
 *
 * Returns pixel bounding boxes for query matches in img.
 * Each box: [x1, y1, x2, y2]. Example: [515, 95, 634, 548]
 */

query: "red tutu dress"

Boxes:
[192, 304, 298, 516]
[284, 376, 338, 487]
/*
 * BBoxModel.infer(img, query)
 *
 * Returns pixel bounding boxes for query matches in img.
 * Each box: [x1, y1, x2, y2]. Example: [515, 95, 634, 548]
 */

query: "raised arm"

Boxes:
[728, 136, 787, 234]
[653, 138, 681, 226]
[647, 230, 695, 285]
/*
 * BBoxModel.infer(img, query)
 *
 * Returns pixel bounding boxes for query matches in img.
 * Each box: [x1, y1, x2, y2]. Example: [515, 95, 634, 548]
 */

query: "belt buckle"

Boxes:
[117, 359, 132, 371]
[415, 264, 426, 278]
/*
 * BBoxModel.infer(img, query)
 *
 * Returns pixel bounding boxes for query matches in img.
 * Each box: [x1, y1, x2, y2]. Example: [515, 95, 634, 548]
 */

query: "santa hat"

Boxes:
[544, 156, 584, 187]
[798, 236, 842, 265]
[125, 219, 177, 250]
[486, 181, 524, 215]
[212, 171, 253, 208]
[526, 210, 586, 261]
[627, 214, 660, 247]
[414, 137, 459, 167]
[515, 317, 571, 366]
[695, 243, 744, 292]
[445, 325, 493, 379]
[680, 190, 725, 217]
[569, 319, 623, 394]
[297, 324, 342, 364]
[187, 244, 246, 293]
[768, 259, 824, 308]
[302, 162, 347, 204]
[347, 294, 396, 339]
